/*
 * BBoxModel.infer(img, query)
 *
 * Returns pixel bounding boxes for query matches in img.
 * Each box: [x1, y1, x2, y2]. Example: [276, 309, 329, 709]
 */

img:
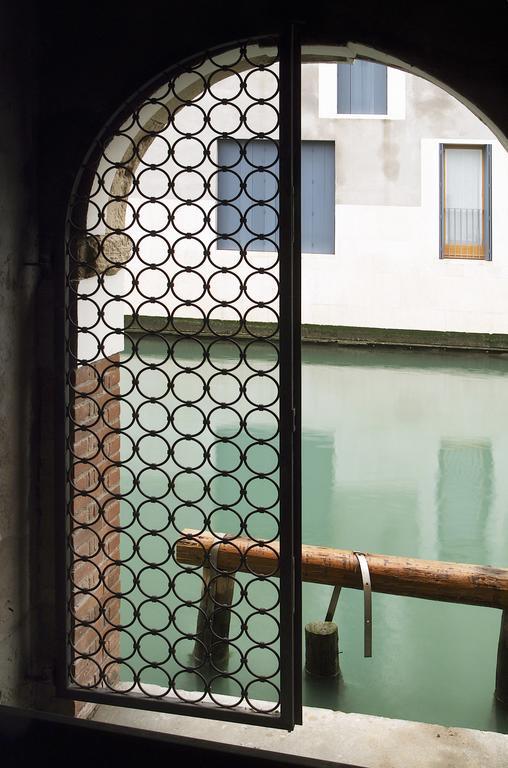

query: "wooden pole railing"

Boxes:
[175, 529, 508, 609]
[176, 529, 508, 699]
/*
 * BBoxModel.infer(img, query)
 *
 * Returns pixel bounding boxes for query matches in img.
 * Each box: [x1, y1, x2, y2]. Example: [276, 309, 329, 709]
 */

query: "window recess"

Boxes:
[440, 144, 492, 260]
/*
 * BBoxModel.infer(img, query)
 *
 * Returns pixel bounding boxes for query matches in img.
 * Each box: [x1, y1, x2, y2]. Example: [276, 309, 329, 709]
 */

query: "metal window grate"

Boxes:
[444, 207, 484, 258]
[62, 35, 300, 729]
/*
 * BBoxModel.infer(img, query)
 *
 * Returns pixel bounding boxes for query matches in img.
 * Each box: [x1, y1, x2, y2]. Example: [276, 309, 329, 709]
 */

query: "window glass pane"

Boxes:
[445, 148, 483, 245]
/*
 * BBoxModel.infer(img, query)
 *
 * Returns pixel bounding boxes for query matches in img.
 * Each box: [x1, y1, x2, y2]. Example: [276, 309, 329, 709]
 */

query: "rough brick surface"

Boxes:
[70, 354, 122, 715]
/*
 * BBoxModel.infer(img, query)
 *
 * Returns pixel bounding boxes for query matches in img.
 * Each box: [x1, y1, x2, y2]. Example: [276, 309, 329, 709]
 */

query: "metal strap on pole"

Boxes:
[354, 552, 372, 658]
[208, 532, 225, 572]
[325, 585, 342, 623]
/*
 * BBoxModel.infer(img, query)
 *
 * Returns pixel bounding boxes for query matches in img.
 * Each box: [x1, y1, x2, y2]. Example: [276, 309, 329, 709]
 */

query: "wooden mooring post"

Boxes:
[193, 544, 236, 668]
[495, 610, 508, 705]
[176, 529, 508, 697]
[305, 621, 339, 677]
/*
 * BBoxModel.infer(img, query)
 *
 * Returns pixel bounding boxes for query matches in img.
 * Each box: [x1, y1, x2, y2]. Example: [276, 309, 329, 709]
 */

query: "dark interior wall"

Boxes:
[0, 2, 38, 707]
[38, 0, 508, 253]
[0, 0, 507, 711]
[37, 0, 508, 260]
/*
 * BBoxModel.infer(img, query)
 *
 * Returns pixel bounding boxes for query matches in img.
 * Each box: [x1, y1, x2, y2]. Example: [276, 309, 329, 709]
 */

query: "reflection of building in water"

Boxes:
[299, 345, 508, 566]
[437, 440, 493, 564]
[116, 336, 283, 699]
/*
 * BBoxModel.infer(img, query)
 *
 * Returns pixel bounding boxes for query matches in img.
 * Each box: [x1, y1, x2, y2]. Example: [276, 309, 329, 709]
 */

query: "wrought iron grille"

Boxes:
[63, 35, 300, 729]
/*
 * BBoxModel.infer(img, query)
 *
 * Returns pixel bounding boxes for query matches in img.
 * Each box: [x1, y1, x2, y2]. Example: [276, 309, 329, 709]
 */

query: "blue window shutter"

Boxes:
[371, 62, 387, 114]
[218, 139, 334, 255]
[218, 139, 279, 252]
[245, 140, 279, 252]
[439, 143, 445, 258]
[217, 139, 245, 248]
[350, 61, 367, 113]
[301, 141, 335, 254]
[338, 61, 387, 115]
[484, 144, 492, 260]
[300, 144, 314, 254]
[337, 63, 351, 114]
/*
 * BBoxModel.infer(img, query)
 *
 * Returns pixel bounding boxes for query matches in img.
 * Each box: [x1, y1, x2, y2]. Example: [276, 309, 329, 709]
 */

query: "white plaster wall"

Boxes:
[303, 64, 508, 334]
[77, 272, 127, 361]
[91, 61, 508, 336]
[121, 65, 281, 326]
[303, 138, 508, 333]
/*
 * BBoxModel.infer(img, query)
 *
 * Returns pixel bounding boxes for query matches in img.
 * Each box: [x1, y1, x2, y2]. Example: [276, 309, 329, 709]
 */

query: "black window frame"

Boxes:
[57, 29, 303, 733]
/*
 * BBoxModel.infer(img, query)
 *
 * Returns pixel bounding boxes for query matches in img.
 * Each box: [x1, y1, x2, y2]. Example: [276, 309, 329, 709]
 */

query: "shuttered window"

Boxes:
[218, 139, 335, 254]
[217, 139, 279, 252]
[300, 141, 335, 253]
[337, 61, 387, 115]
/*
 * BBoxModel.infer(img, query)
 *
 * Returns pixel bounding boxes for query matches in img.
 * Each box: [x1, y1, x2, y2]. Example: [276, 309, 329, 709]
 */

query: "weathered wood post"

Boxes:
[305, 621, 339, 677]
[177, 529, 508, 611]
[176, 530, 508, 687]
[193, 540, 235, 668]
[495, 610, 508, 705]
[305, 584, 341, 678]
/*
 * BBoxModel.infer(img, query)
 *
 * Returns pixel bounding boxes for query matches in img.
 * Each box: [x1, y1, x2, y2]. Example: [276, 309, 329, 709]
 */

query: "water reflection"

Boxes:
[437, 441, 493, 564]
[119, 334, 282, 703]
[119, 339, 508, 731]
[299, 344, 508, 732]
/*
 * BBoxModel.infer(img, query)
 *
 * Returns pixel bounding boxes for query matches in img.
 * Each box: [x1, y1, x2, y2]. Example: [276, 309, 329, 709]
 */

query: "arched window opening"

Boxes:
[62, 31, 508, 742]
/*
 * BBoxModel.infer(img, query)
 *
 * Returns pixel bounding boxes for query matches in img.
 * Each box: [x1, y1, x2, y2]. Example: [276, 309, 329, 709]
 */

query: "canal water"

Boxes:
[119, 337, 508, 732]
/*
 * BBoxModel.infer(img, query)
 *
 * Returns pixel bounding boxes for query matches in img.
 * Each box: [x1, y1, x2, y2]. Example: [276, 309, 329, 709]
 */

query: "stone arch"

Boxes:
[71, 41, 279, 275]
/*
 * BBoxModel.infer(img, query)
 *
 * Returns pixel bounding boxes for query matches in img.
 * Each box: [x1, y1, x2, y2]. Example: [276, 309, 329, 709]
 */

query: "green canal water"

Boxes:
[119, 337, 508, 732]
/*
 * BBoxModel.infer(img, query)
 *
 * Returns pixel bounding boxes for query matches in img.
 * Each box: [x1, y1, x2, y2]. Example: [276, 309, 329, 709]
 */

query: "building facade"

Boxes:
[78, 57, 508, 357]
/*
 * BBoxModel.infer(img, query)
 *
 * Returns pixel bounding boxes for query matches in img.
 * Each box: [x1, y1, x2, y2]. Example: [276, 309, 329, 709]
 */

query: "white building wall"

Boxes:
[304, 63, 508, 334]
[89, 60, 508, 338]
[303, 137, 508, 333]
[77, 272, 127, 361]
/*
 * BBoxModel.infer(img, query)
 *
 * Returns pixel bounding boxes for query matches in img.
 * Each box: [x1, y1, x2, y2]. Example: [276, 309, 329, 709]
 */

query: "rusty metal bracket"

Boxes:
[208, 532, 225, 572]
[325, 585, 342, 623]
[354, 552, 372, 658]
